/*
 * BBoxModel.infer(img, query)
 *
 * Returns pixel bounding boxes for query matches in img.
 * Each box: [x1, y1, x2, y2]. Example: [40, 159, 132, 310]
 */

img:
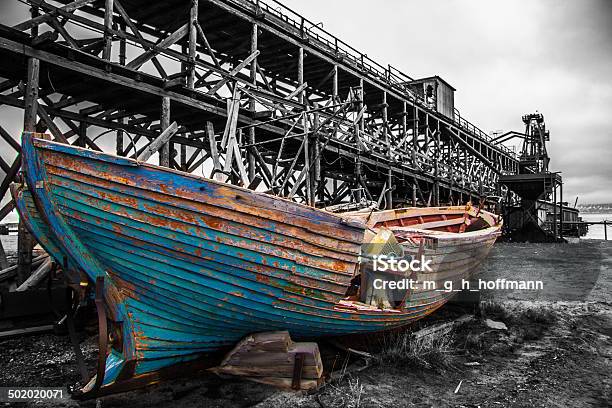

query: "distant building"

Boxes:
[406, 76, 455, 119]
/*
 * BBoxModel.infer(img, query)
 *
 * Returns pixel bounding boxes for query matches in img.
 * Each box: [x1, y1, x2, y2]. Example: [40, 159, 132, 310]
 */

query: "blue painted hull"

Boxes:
[16, 132, 501, 396]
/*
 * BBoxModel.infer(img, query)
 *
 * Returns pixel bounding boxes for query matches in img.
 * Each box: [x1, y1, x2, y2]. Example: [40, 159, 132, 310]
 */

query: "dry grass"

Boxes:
[520, 307, 557, 325]
[462, 331, 484, 351]
[514, 306, 557, 341]
[318, 376, 365, 408]
[375, 329, 456, 372]
[480, 300, 509, 321]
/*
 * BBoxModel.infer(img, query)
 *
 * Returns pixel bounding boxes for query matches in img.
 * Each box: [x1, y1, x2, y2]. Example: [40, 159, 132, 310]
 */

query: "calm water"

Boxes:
[581, 213, 612, 240]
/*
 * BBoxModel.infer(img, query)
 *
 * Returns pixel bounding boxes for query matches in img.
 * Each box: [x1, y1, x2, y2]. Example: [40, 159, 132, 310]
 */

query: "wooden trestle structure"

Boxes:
[0, 0, 518, 282]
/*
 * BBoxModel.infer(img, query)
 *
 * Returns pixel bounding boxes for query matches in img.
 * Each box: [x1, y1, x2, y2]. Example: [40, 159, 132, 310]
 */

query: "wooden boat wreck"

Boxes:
[14, 131, 502, 397]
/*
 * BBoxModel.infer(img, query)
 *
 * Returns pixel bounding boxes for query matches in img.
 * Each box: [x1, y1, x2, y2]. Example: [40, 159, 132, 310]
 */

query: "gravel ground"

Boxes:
[0, 240, 610, 407]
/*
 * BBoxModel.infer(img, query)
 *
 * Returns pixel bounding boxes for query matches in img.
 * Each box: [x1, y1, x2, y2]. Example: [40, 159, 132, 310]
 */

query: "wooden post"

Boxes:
[18, 57, 40, 285]
[412, 106, 418, 165]
[313, 109, 322, 205]
[297, 48, 312, 204]
[159, 97, 171, 167]
[358, 78, 365, 134]
[463, 145, 468, 180]
[604, 221, 608, 241]
[332, 65, 338, 102]
[303, 109, 312, 205]
[103, 0, 114, 61]
[24, 58, 39, 132]
[424, 114, 429, 151]
[188, 0, 199, 89]
[401, 101, 407, 145]
[117, 21, 126, 155]
[297, 48, 304, 104]
[383, 92, 392, 209]
[248, 23, 258, 182]
[354, 79, 365, 204]
[354, 159, 362, 204]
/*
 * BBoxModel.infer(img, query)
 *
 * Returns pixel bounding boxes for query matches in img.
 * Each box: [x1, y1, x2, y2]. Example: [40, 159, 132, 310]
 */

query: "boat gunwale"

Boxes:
[33, 136, 367, 230]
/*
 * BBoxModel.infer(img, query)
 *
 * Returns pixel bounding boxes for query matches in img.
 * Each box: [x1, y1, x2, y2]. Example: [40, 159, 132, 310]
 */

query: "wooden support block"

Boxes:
[212, 331, 323, 391]
[292, 352, 306, 390]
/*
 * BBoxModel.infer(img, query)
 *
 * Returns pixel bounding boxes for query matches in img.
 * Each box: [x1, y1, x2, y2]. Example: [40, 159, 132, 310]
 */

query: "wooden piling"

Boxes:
[18, 56, 40, 285]
[159, 96, 171, 167]
[248, 22, 258, 183]
[102, 0, 114, 61]
[187, 0, 199, 89]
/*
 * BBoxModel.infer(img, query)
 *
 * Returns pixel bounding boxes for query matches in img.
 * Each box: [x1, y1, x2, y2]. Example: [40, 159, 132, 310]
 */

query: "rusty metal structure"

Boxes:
[0, 0, 518, 282]
[497, 113, 579, 242]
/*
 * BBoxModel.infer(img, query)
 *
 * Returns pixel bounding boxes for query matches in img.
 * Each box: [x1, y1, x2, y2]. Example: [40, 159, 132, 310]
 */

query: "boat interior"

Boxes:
[335, 205, 501, 312]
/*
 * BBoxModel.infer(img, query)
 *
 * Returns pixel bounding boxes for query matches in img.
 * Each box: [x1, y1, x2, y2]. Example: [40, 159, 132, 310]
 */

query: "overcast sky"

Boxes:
[0, 1, 611, 205]
[282, 0, 612, 204]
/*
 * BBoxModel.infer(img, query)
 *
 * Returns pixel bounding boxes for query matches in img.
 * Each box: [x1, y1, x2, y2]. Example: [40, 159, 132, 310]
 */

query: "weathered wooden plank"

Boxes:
[13, 0, 97, 31]
[138, 121, 178, 163]
[195, 21, 221, 68]
[37, 105, 69, 144]
[114, 0, 167, 77]
[0, 325, 55, 339]
[207, 51, 260, 96]
[0, 200, 15, 223]
[127, 23, 189, 70]
[0, 255, 48, 282]
[16, 258, 53, 292]
[0, 155, 21, 200]
[0, 125, 21, 153]
[206, 121, 224, 182]
[48, 17, 79, 49]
